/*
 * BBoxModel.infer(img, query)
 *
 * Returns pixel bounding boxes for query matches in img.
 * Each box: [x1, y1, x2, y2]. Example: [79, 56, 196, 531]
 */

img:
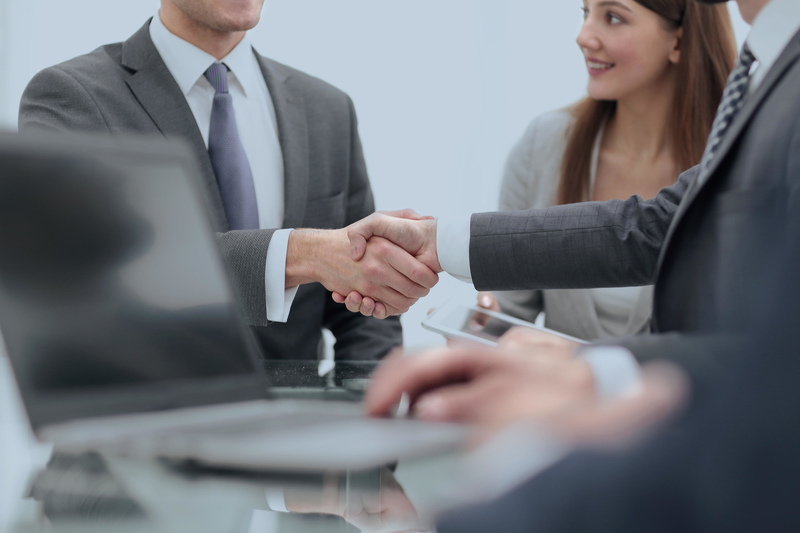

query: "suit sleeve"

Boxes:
[436, 108, 800, 533]
[322, 95, 402, 361]
[437, 263, 800, 533]
[597, 333, 743, 399]
[20, 66, 276, 327]
[493, 117, 548, 322]
[469, 166, 697, 292]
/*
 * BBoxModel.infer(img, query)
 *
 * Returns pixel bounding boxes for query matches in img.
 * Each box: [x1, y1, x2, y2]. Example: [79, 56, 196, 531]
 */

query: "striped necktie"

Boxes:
[696, 44, 757, 185]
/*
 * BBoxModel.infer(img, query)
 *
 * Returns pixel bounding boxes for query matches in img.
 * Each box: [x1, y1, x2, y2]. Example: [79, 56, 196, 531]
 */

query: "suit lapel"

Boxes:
[655, 33, 800, 277]
[120, 21, 228, 230]
[254, 52, 310, 229]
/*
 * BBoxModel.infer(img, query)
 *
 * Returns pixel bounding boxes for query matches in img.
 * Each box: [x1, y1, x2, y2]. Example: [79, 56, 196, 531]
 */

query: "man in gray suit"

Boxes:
[344, 0, 800, 396]
[19, 0, 439, 361]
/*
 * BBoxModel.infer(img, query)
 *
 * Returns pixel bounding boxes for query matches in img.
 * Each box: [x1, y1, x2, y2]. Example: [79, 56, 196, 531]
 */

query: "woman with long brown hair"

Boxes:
[478, 0, 737, 340]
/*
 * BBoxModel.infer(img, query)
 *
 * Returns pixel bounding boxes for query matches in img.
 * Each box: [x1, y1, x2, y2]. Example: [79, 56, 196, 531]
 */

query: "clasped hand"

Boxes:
[286, 210, 440, 319]
[330, 209, 440, 318]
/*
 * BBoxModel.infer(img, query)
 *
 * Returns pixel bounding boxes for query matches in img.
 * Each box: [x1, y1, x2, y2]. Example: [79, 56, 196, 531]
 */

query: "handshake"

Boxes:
[286, 210, 442, 319]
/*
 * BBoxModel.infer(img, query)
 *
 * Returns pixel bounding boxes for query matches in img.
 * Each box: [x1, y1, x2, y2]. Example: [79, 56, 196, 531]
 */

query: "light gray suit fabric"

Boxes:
[494, 109, 652, 341]
[469, 30, 800, 379]
[19, 20, 401, 361]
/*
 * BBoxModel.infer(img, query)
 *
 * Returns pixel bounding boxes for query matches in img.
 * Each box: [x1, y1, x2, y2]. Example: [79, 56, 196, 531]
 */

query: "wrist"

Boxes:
[286, 229, 345, 287]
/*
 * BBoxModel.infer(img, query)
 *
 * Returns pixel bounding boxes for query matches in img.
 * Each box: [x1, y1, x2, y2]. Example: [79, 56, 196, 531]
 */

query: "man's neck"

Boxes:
[159, 4, 244, 60]
[737, 0, 772, 25]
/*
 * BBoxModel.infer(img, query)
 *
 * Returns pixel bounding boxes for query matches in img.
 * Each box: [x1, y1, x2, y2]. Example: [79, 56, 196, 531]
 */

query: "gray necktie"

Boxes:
[205, 62, 259, 230]
[696, 44, 757, 185]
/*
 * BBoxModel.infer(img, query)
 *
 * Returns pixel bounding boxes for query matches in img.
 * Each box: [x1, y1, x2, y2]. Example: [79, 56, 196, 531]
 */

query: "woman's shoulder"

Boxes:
[510, 107, 576, 169]
[501, 107, 577, 210]
[520, 108, 575, 146]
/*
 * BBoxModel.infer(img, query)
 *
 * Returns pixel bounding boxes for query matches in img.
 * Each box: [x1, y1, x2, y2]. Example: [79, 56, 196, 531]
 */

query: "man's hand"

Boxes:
[286, 228, 438, 319]
[365, 342, 688, 443]
[332, 210, 441, 317]
[366, 346, 597, 431]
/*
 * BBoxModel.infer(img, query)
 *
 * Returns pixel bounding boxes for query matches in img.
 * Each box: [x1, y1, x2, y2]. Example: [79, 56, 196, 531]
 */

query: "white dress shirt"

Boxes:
[436, 0, 800, 397]
[150, 13, 298, 322]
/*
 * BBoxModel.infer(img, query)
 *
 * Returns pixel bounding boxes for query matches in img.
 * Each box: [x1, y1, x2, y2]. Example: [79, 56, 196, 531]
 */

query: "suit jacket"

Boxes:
[438, 261, 800, 533]
[18, 20, 401, 361]
[468, 30, 800, 379]
[495, 109, 653, 341]
[437, 35, 800, 532]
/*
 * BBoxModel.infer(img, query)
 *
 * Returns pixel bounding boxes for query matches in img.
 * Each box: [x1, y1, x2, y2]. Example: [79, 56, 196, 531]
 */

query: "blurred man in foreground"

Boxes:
[366, 232, 800, 532]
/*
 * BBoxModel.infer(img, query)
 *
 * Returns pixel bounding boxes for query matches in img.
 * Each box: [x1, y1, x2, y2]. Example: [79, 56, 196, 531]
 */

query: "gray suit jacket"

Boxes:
[19, 20, 401, 361]
[495, 109, 653, 341]
[468, 30, 800, 379]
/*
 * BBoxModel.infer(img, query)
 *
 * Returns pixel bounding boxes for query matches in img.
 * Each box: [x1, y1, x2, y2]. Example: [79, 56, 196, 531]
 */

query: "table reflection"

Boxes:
[24, 450, 428, 533]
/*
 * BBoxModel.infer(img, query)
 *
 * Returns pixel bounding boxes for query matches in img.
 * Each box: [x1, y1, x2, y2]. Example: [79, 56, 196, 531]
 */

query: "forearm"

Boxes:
[468, 168, 694, 291]
[599, 332, 744, 399]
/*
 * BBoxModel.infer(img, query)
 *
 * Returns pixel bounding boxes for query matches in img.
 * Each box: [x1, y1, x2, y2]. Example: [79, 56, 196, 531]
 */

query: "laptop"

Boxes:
[0, 132, 465, 472]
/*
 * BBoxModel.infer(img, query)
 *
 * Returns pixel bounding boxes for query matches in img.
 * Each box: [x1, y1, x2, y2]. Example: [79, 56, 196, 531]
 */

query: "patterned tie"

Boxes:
[696, 44, 757, 185]
[205, 62, 259, 230]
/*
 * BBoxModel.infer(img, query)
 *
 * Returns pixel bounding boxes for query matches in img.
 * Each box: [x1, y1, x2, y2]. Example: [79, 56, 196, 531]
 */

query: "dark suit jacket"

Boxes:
[437, 166, 800, 533]
[468, 30, 800, 379]
[18, 20, 401, 362]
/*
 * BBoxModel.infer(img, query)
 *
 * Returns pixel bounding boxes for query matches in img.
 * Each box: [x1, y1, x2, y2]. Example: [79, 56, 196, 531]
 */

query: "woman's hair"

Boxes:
[557, 0, 737, 205]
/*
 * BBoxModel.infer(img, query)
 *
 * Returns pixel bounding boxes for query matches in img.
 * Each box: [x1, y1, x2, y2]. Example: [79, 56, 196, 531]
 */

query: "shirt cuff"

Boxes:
[436, 215, 472, 283]
[578, 346, 642, 400]
[264, 487, 289, 513]
[265, 229, 299, 323]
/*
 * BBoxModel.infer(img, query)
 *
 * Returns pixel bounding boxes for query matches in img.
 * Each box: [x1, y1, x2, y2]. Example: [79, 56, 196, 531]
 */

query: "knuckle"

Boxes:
[363, 262, 381, 280]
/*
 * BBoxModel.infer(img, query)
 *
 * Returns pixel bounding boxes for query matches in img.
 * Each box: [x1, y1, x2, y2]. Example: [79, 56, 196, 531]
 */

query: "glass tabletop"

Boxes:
[2, 356, 559, 533]
[12, 450, 458, 533]
[0, 358, 468, 533]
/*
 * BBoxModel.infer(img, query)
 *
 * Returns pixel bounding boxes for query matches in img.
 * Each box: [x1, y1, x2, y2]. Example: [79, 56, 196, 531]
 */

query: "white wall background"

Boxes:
[0, 0, 749, 350]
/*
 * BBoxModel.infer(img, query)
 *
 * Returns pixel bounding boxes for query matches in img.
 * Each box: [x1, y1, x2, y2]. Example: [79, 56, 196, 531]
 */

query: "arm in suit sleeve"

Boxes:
[322, 95, 402, 361]
[596, 333, 743, 399]
[437, 240, 800, 533]
[436, 130, 800, 533]
[594, 125, 800, 384]
[493, 118, 549, 322]
[469, 166, 697, 292]
[440, 226, 800, 533]
[20, 67, 277, 327]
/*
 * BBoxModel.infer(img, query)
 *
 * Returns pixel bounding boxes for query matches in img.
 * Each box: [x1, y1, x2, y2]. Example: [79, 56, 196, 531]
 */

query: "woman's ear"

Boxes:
[669, 27, 684, 64]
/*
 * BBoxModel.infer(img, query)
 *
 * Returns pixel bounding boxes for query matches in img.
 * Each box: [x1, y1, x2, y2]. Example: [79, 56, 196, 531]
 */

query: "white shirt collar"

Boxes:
[747, 0, 800, 84]
[149, 11, 259, 97]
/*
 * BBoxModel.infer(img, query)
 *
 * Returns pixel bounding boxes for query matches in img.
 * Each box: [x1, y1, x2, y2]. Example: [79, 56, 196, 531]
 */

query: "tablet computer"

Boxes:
[422, 300, 587, 346]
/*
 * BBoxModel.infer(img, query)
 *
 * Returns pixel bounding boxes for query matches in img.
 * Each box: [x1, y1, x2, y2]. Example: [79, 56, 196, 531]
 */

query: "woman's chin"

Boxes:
[586, 84, 622, 103]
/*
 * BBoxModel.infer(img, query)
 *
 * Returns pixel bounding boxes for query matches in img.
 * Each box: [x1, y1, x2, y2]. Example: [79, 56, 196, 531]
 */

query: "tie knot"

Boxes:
[205, 62, 229, 94]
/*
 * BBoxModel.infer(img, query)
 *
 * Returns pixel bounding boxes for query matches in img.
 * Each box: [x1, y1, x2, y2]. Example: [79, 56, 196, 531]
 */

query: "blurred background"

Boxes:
[0, 0, 748, 349]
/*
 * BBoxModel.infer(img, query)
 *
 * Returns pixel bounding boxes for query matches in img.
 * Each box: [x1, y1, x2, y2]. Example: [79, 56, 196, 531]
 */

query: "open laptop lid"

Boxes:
[0, 132, 269, 431]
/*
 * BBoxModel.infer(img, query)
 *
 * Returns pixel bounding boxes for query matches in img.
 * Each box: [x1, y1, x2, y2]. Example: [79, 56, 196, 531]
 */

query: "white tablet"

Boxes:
[421, 300, 587, 346]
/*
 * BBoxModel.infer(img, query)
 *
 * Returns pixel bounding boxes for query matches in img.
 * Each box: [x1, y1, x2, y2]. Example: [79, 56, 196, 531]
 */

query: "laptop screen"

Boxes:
[0, 134, 267, 428]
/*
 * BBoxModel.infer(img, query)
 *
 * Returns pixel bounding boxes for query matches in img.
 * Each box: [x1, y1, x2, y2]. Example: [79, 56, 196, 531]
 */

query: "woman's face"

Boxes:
[577, 0, 683, 102]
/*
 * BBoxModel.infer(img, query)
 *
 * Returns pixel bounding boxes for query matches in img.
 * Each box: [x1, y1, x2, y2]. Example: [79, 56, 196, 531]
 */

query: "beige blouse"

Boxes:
[495, 109, 653, 341]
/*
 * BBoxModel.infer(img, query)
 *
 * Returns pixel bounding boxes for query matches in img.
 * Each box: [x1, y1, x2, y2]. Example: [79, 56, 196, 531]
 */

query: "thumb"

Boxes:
[379, 208, 434, 221]
[347, 216, 381, 261]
